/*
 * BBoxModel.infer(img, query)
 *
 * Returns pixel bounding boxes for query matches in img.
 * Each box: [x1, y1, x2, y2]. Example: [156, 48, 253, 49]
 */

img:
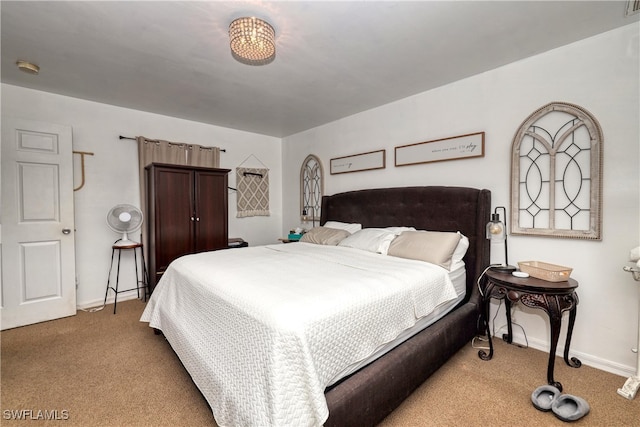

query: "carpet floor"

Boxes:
[1, 299, 638, 426]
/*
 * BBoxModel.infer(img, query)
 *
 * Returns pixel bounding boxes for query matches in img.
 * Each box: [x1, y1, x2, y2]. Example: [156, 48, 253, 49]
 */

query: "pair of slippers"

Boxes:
[531, 385, 590, 422]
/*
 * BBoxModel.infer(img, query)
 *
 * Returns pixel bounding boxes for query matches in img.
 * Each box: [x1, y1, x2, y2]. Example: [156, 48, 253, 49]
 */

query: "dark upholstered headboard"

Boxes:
[320, 186, 491, 304]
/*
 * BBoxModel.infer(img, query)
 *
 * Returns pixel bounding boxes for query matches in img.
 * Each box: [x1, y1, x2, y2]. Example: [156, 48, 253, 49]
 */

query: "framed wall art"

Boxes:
[300, 154, 324, 221]
[330, 149, 386, 174]
[510, 102, 603, 240]
[395, 132, 485, 166]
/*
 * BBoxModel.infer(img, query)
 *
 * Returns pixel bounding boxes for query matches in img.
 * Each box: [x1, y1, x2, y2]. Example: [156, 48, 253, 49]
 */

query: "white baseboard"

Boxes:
[76, 290, 143, 311]
[493, 326, 635, 378]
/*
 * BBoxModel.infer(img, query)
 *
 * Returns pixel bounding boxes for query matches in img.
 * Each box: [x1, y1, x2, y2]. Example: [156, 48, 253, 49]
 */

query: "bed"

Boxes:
[141, 185, 490, 427]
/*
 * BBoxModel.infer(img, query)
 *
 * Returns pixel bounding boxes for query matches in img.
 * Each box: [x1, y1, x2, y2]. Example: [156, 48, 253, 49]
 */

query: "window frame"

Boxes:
[300, 154, 324, 222]
[510, 102, 603, 240]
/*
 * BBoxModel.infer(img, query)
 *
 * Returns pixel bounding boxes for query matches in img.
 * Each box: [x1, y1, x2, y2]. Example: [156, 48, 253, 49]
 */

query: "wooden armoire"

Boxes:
[146, 163, 230, 292]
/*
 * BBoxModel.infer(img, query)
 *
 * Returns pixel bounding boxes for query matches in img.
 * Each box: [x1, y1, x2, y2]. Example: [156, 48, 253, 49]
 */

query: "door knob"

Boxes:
[62, 228, 72, 235]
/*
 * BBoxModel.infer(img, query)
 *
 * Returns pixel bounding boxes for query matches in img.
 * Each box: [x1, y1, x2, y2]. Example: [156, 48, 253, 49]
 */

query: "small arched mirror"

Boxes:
[300, 154, 324, 223]
[511, 102, 603, 240]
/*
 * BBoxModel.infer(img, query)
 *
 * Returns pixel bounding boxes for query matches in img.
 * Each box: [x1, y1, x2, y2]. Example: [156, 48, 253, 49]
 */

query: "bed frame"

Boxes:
[320, 186, 491, 426]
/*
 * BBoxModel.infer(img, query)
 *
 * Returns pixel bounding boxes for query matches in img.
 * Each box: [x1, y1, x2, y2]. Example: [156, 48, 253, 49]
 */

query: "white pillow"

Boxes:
[385, 226, 417, 235]
[323, 220, 362, 235]
[338, 228, 397, 255]
[452, 232, 469, 264]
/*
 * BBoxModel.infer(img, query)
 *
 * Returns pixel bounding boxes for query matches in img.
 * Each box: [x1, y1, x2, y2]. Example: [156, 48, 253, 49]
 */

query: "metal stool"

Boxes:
[103, 240, 148, 314]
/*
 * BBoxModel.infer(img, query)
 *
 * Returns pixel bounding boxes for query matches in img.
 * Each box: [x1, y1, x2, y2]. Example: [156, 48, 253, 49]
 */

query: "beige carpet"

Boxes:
[1, 299, 638, 426]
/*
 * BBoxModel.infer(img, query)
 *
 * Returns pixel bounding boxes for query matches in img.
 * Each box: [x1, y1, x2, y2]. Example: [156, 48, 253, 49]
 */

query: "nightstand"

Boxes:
[478, 269, 581, 391]
[278, 238, 299, 243]
[228, 238, 248, 248]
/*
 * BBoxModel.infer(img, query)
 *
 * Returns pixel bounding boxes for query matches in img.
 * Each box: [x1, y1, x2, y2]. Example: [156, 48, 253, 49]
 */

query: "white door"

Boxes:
[1, 117, 76, 330]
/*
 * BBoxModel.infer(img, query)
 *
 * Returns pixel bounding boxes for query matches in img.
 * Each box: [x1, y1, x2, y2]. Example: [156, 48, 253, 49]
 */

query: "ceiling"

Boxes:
[1, 1, 638, 138]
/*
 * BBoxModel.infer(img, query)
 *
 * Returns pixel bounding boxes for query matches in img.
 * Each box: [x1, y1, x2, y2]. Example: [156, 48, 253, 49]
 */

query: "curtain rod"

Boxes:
[119, 135, 226, 152]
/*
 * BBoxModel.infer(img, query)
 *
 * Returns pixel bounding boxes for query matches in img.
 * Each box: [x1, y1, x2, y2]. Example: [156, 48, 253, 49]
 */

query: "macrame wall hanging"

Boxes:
[236, 154, 270, 218]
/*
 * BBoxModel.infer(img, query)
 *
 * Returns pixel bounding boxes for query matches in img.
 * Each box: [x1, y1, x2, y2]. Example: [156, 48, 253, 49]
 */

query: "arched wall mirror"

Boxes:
[300, 154, 324, 224]
[510, 102, 603, 240]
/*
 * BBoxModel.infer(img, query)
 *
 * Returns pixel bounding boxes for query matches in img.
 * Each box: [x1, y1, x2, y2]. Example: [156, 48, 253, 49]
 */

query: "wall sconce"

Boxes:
[302, 206, 316, 229]
[486, 206, 516, 272]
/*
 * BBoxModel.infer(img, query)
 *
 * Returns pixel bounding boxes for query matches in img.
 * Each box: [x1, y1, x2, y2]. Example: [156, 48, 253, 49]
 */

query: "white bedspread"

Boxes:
[140, 242, 458, 427]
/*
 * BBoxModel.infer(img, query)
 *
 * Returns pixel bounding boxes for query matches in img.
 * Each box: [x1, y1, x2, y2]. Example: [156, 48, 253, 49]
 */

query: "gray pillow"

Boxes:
[300, 227, 350, 245]
[387, 230, 461, 269]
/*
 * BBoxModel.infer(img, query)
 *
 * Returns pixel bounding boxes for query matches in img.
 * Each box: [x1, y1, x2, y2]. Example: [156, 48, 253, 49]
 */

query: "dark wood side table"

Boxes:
[478, 269, 581, 391]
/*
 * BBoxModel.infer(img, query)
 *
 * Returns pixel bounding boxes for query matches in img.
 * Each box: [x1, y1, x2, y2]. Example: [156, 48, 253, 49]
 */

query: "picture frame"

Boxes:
[330, 149, 386, 174]
[394, 132, 485, 166]
[510, 102, 602, 240]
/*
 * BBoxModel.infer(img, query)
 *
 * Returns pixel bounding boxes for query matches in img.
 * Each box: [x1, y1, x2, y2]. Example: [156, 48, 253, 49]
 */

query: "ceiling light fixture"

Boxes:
[229, 17, 275, 66]
[16, 60, 40, 75]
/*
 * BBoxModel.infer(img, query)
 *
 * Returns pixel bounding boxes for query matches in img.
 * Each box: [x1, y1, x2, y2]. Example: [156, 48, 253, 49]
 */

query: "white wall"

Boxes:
[283, 23, 640, 377]
[1, 85, 282, 308]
